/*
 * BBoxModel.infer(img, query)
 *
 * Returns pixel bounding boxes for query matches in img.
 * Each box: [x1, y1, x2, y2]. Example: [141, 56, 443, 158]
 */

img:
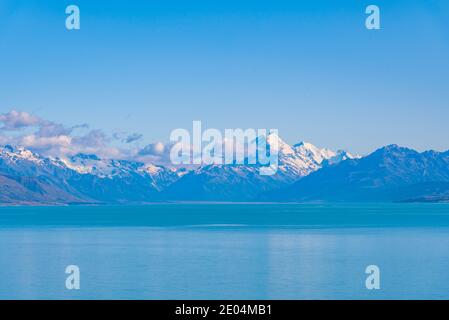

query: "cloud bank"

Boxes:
[0, 110, 161, 162]
[0, 110, 273, 168]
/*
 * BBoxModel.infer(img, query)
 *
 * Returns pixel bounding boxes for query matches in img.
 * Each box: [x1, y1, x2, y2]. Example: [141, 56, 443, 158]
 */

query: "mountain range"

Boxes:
[277, 144, 449, 203]
[1, 135, 449, 205]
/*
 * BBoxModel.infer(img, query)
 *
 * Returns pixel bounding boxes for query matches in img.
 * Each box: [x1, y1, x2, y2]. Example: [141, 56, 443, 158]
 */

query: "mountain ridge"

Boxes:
[1, 142, 448, 205]
[273, 144, 449, 202]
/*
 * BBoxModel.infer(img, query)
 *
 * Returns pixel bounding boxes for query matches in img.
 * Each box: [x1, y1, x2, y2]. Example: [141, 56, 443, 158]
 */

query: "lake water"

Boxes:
[1, 203, 449, 299]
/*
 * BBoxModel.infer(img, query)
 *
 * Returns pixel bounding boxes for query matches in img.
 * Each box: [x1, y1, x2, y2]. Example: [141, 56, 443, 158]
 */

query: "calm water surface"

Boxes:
[0, 203, 449, 299]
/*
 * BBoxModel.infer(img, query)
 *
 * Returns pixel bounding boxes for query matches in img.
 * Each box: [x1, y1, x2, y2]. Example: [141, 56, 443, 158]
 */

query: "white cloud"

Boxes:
[0, 110, 42, 130]
[21, 134, 72, 148]
[138, 142, 166, 156]
[0, 110, 126, 159]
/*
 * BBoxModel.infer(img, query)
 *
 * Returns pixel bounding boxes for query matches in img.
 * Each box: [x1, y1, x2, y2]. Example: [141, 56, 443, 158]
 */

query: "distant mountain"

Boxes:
[0, 135, 355, 204]
[274, 145, 449, 202]
[0, 145, 183, 204]
[0, 145, 87, 204]
[60, 153, 183, 203]
[3, 141, 447, 205]
[162, 133, 357, 201]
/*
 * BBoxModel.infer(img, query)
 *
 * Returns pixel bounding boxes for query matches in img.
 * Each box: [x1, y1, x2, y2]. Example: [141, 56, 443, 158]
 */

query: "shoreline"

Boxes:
[1, 200, 449, 207]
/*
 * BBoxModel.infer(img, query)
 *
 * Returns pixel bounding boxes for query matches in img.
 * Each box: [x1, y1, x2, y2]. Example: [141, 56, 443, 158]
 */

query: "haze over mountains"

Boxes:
[1, 135, 449, 205]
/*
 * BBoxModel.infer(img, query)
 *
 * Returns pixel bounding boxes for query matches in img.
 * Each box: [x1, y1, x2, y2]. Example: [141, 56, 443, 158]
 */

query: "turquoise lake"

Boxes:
[1, 203, 449, 299]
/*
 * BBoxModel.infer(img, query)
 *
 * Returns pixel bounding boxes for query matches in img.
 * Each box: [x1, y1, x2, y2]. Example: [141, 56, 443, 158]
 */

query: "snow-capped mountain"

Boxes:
[276, 145, 449, 202]
[61, 153, 182, 189]
[0, 145, 88, 204]
[0, 144, 44, 164]
[0, 135, 358, 204]
[274, 133, 358, 177]
[0, 145, 183, 204]
[162, 133, 358, 201]
[250, 132, 358, 178]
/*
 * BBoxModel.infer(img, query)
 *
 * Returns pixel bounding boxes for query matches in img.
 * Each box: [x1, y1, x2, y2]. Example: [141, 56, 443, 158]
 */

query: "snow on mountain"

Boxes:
[0, 145, 184, 204]
[0, 134, 357, 204]
[1, 145, 44, 164]
[276, 144, 449, 202]
[62, 153, 144, 178]
[322, 150, 360, 166]
[266, 132, 357, 178]
[142, 164, 188, 191]
[162, 133, 357, 201]
[60, 153, 185, 191]
[293, 141, 335, 163]
[0, 145, 89, 204]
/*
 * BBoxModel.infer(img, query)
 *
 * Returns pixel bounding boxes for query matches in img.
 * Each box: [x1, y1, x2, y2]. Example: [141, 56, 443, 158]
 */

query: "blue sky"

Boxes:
[0, 0, 448, 154]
